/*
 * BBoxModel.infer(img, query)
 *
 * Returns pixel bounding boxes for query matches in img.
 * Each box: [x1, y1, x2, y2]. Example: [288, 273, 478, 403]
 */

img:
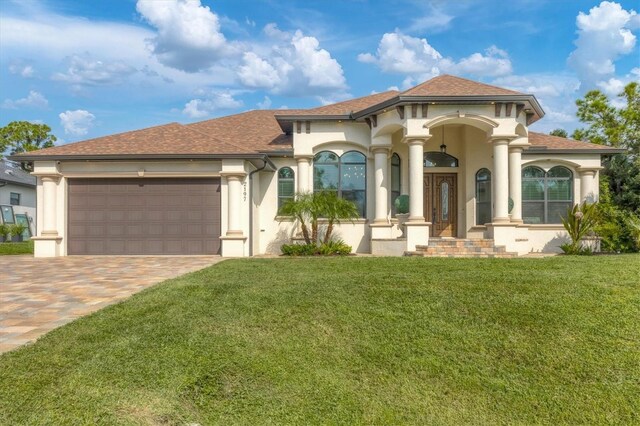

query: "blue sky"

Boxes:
[1, 0, 639, 145]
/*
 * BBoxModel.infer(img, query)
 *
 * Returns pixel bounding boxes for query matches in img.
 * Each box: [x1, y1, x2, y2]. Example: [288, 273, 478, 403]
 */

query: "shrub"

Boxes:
[394, 195, 409, 214]
[595, 177, 640, 253]
[281, 240, 352, 256]
[561, 202, 598, 255]
[0, 224, 10, 242]
[9, 223, 27, 241]
[318, 240, 352, 256]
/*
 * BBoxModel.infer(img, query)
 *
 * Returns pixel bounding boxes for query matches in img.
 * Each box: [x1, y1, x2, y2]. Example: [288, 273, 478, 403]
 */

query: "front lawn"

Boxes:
[1, 256, 638, 424]
[0, 240, 33, 255]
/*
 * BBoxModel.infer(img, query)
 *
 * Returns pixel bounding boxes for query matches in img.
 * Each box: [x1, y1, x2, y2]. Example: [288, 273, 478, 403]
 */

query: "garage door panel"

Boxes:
[68, 178, 221, 255]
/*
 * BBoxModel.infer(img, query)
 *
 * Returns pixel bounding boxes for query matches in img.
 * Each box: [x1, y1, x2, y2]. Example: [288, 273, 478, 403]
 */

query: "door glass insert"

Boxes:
[441, 182, 449, 221]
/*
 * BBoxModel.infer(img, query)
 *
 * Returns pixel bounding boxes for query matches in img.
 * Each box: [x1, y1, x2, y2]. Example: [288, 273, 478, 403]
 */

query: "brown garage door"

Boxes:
[67, 178, 221, 255]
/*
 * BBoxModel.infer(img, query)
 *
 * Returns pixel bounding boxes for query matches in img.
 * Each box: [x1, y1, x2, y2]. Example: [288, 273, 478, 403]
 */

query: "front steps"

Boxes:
[406, 238, 518, 258]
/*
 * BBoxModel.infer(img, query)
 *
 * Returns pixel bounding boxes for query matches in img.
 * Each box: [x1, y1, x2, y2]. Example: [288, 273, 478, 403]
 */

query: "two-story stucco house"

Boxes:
[12, 75, 622, 257]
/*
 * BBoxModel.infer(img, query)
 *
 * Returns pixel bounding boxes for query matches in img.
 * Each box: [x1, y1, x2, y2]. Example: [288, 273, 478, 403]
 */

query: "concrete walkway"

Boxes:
[0, 256, 223, 354]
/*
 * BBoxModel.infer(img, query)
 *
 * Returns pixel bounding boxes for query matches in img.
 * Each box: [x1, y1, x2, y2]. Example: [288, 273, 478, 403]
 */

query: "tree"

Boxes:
[549, 128, 568, 138]
[315, 191, 360, 244]
[0, 121, 57, 157]
[571, 82, 639, 156]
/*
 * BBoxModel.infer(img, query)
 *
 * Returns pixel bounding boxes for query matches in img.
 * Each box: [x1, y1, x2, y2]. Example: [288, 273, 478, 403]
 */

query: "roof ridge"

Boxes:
[402, 74, 524, 96]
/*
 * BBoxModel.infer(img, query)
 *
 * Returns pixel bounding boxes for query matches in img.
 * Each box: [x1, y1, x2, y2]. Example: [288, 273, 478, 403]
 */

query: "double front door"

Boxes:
[424, 173, 457, 237]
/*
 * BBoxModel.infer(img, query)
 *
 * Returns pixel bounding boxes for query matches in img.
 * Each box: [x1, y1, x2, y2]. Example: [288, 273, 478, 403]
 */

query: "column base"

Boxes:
[486, 222, 517, 252]
[492, 216, 511, 224]
[220, 235, 248, 257]
[408, 216, 425, 223]
[405, 221, 430, 252]
[32, 235, 63, 257]
[370, 222, 394, 239]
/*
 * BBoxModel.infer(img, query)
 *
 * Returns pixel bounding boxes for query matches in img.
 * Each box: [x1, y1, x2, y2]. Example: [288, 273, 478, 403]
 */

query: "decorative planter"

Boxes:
[396, 213, 410, 238]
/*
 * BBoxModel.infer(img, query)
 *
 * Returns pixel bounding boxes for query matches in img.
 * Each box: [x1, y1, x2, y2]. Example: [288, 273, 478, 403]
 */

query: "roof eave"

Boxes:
[523, 148, 625, 155]
[7, 153, 279, 171]
[352, 94, 545, 120]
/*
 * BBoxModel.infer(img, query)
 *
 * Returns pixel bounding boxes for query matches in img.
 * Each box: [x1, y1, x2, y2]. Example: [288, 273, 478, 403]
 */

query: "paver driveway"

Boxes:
[0, 256, 223, 354]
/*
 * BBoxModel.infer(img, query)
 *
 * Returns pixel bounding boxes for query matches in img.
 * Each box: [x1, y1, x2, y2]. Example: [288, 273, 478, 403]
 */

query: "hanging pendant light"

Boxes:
[440, 125, 447, 153]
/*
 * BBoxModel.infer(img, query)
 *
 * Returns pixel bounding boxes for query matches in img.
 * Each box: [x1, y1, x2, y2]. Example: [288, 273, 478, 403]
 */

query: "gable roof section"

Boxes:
[276, 90, 399, 117]
[15, 122, 256, 158]
[401, 75, 523, 96]
[526, 132, 623, 154]
[188, 109, 300, 153]
[0, 160, 36, 187]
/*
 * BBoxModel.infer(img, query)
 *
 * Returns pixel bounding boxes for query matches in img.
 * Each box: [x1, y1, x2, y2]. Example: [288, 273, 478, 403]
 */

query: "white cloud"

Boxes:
[8, 62, 35, 78]
[237, 25, 347, 97]
[493, 73, 583, 133]
[406, 7, 454, 33]
[358, 30, 512, 81]
[568, 1, 639, 86]
[59, 110, 95, 136]
[52, 54, 137, 86]
[2, 90, 49, 109]
[135, 0, 237, 72]
[182, 91, 243, 118]
[257, 96, 272, 109]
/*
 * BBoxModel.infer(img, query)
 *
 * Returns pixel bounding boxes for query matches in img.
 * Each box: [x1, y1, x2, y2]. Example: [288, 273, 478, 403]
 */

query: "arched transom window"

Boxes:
[522, 166, 573, 224]
[424, 152, 458, 167]
[277, 167, 295, 212]
[313, 150, 366, 217]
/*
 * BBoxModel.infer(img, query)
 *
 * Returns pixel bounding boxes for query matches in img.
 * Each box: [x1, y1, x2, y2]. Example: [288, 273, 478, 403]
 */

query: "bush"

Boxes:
[560, 243, 593, 256]
[595, 177, 640, 253]
[281, 240, 352, 256]
[0, 224, 10, 242]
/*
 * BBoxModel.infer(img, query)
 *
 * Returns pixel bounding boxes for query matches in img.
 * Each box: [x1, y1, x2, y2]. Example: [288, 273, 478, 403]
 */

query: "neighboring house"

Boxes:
[11, 75, 623, 257]
[0, 159, 36, 238]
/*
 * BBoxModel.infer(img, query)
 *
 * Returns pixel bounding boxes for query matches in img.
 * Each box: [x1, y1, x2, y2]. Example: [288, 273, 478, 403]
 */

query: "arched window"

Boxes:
[522, 166, 573, 224]
[476, 168, 491, 225]
[314, 150, 366, 217]
[277, 167, 295, 213]
[391, 153, 401, 215]
[424, 152, 458, 167]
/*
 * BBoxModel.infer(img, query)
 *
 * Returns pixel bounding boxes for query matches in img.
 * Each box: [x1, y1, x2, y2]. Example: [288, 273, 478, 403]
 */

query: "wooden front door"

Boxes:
[424, 173, 457, 237]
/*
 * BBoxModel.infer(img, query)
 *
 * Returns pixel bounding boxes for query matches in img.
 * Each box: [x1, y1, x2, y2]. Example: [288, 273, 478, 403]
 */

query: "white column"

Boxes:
[492, 139, 510, 223]
[41, 176, 59, 235]
[580, 170, 597, 203]
[508, 146, 523, 223]
[226, 175, 243, 235]
[296, 156, 311, 193]
[408, 138, 426, 222]
[373, 147, 390, 223]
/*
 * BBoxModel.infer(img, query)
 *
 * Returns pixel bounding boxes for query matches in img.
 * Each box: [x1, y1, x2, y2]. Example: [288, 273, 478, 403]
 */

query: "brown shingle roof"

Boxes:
[527, 132, 616, 151]
[188, 109, 298, 153]
[23, 122, 254, 157]
[402, 74, 524, 96]
[276, 90, 399, 116]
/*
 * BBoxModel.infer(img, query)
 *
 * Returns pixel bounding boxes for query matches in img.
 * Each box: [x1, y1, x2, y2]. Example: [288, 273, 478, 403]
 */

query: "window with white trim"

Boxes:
[522, 166, 573, 224]
[313, 150, 366, 217]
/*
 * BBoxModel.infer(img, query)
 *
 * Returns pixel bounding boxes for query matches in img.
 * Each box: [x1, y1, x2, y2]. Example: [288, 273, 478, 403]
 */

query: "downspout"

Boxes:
[248, 157, 269, 256]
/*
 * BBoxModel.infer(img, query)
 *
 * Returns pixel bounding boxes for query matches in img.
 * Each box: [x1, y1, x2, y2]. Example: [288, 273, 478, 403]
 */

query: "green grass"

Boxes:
[0, 240, 33, 255]
[1, 256, 639, 425]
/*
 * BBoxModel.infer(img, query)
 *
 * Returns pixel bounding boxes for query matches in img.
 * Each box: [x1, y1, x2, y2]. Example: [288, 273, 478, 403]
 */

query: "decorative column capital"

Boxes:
[220, 171, 247, 181]
[488, 134, 518, 145]
[370, 144, 392, 154]
[577, 166, 603, 177]
[402, 135, 431, 145]
[508, 146, 525, 154]
[33, 173, 61, 183]
[294, 155, 313, 162]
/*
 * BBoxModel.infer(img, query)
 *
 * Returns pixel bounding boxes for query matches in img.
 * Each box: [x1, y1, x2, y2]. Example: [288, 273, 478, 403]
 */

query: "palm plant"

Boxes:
[561, 201, 598, 254]
[316, 191, 359, 244]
